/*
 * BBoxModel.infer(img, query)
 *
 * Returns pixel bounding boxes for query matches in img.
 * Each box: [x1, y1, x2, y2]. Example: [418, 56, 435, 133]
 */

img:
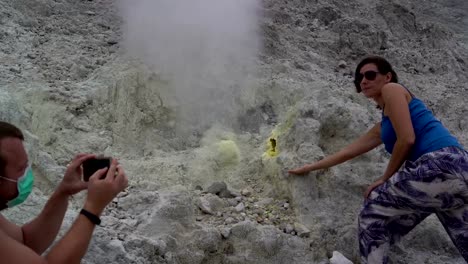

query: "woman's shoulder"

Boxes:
[381, 83, 412, 102]
[381, 82, 406, 93]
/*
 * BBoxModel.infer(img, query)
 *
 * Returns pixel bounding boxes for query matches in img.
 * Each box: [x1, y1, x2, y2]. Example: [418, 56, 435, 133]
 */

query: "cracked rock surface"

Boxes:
[1, 0, 467, 263]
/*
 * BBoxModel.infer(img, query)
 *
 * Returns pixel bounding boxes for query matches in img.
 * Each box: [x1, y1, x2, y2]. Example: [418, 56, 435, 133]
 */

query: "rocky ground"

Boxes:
[1, 0, 467, 263]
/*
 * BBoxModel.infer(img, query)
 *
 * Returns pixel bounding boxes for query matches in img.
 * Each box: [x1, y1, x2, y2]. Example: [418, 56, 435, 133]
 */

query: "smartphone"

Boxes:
[82, 157, 111, 182]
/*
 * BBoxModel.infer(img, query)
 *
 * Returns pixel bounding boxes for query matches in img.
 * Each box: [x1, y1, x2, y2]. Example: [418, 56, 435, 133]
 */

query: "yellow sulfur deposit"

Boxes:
[215, 139, 241, 166]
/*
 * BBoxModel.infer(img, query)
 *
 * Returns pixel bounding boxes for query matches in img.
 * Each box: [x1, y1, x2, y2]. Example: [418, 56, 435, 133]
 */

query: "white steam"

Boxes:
[118, 0, 260, 133]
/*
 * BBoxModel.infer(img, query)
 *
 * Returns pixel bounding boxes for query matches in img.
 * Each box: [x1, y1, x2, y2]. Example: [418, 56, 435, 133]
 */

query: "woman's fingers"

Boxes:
[288, 166, 308, 175]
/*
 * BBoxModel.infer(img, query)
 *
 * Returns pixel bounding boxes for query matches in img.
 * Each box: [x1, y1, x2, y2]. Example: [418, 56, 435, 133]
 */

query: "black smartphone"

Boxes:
[82, 157, 111, 182]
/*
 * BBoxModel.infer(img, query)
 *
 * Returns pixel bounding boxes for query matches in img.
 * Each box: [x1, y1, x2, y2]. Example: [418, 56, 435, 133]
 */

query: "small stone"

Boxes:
[9, 67, 21, 74]
[195, 185, 203, 191]
[230, 190, 241, 197]
[220, 228, 231, 239]
[107, 40, 118, 45]
[253, 209, 263, 215]
[285, 224, 294, 233]
[235, 203, 245, 212]
[338, 60, 347, 68]
[216, 212, 223, 217]
[224, 217, 235, 224]
[283, 203, 290, 209]
[254, 197, 274, 207]
[164, 252, 173, 262]
[256, 216, 264, 223]
[294, 222, 311, 238]
[330, 251, 353, 264]
[198, 197, 213, 215]
[240, 213, 246, 217]
[120, 219, 138, 227]
[85, 11, 96, 16]
[206, 182, 228, 196]
[235, 196, 242, 202]
[196, 216, 203, 221]
[219, 189, 236, 198]
[227, 199, 238, 206]
[241, 187, 253, 197]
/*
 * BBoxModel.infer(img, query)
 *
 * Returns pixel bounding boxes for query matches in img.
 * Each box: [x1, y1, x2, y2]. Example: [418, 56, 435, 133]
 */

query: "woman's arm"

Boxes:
[364, 83, 414, 198]
[379, 83, 415, 180]
[289, 122, 383, 175]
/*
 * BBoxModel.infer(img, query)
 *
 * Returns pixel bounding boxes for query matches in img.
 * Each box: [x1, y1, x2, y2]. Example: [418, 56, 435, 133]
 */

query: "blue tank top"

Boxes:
[381, 97, 462, 161]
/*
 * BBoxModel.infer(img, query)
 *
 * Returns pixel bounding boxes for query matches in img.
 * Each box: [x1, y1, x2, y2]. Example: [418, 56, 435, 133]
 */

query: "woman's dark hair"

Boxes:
[354, 56, 398, 93]
[0, 122, 24, 175]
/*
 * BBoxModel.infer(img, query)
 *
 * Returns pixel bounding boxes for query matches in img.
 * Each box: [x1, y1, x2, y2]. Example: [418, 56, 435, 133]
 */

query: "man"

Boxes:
[0, 121, 128, 263]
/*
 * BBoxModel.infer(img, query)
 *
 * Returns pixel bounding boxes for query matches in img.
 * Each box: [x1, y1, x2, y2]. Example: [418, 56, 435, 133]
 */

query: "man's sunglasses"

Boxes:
[356, 70, 379, 83]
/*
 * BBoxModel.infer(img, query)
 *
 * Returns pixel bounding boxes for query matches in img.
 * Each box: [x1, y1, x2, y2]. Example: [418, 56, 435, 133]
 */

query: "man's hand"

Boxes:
[84, 159, 128, 216]
[364, 178, 386, 199]
[58, 154, 96, 196]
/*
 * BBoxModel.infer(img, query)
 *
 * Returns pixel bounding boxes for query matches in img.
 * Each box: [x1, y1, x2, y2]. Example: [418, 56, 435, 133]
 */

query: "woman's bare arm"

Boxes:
[289, 123, 383, 175]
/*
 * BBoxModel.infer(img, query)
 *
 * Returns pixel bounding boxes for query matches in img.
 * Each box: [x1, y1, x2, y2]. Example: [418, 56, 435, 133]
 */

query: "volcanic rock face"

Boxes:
[1, 0, 467, 263]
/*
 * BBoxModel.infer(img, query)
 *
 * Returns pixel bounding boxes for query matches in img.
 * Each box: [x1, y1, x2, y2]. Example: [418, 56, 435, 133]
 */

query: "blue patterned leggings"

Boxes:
[359, 146, 468, 264]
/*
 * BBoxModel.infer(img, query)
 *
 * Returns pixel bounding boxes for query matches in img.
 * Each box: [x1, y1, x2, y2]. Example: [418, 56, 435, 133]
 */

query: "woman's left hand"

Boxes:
[364, 178, 386, 199]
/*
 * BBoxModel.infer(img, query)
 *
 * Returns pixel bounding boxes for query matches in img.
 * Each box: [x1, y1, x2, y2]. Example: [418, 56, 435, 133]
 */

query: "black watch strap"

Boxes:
[80, 209, 101, 226]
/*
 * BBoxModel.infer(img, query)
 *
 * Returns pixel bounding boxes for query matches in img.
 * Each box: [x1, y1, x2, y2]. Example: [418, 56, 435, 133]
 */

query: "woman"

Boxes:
[288, 56, 468, 263]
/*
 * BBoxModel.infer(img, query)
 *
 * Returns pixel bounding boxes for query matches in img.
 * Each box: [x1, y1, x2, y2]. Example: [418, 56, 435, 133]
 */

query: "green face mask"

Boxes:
[1, 166, 35, 208]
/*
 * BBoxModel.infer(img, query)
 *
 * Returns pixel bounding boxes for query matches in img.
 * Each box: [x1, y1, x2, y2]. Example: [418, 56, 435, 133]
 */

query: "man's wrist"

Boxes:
[83, 202, 104, 217]
[80, 209, 101, 225]
[53, 184, 72, 199]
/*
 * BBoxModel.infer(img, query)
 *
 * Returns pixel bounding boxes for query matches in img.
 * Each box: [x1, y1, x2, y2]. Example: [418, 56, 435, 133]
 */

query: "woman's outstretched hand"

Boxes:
[288, 164, 314, 175]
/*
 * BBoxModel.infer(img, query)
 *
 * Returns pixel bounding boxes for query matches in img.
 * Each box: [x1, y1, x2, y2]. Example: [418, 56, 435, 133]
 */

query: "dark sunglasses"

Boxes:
[356, 70, 379, 83]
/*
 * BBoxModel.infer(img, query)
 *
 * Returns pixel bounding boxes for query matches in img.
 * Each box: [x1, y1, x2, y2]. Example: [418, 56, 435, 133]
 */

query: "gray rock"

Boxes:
[193, 228, 222, 253]
[241, 187, 253, 197]
[198, 197, 213, 215]
[220, 228, 231, 239]
[234, 202, 245, 212]
[285, 223, 294, 234]
[3, 0, 467, 263]
[338, 60, 347, 68]
[230, 220, 258, 239]
[219, 189, 236, 198]
[254, 197, 274, 207]
[293, 222, 310, 238]
[228, 198, 239, 206]
[330, 251, 353, 264]
[206, 181, 228, 195]
[224, 217, 236, 225]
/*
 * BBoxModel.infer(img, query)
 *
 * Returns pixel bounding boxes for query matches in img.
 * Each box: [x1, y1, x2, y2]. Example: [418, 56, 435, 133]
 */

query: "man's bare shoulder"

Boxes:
[0, 213, 23, 243]
[0, 226, 45, 264]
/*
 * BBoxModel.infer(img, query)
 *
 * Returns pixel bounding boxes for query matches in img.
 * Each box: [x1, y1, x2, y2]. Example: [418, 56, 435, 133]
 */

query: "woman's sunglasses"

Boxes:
[356, 70, 379, 83]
